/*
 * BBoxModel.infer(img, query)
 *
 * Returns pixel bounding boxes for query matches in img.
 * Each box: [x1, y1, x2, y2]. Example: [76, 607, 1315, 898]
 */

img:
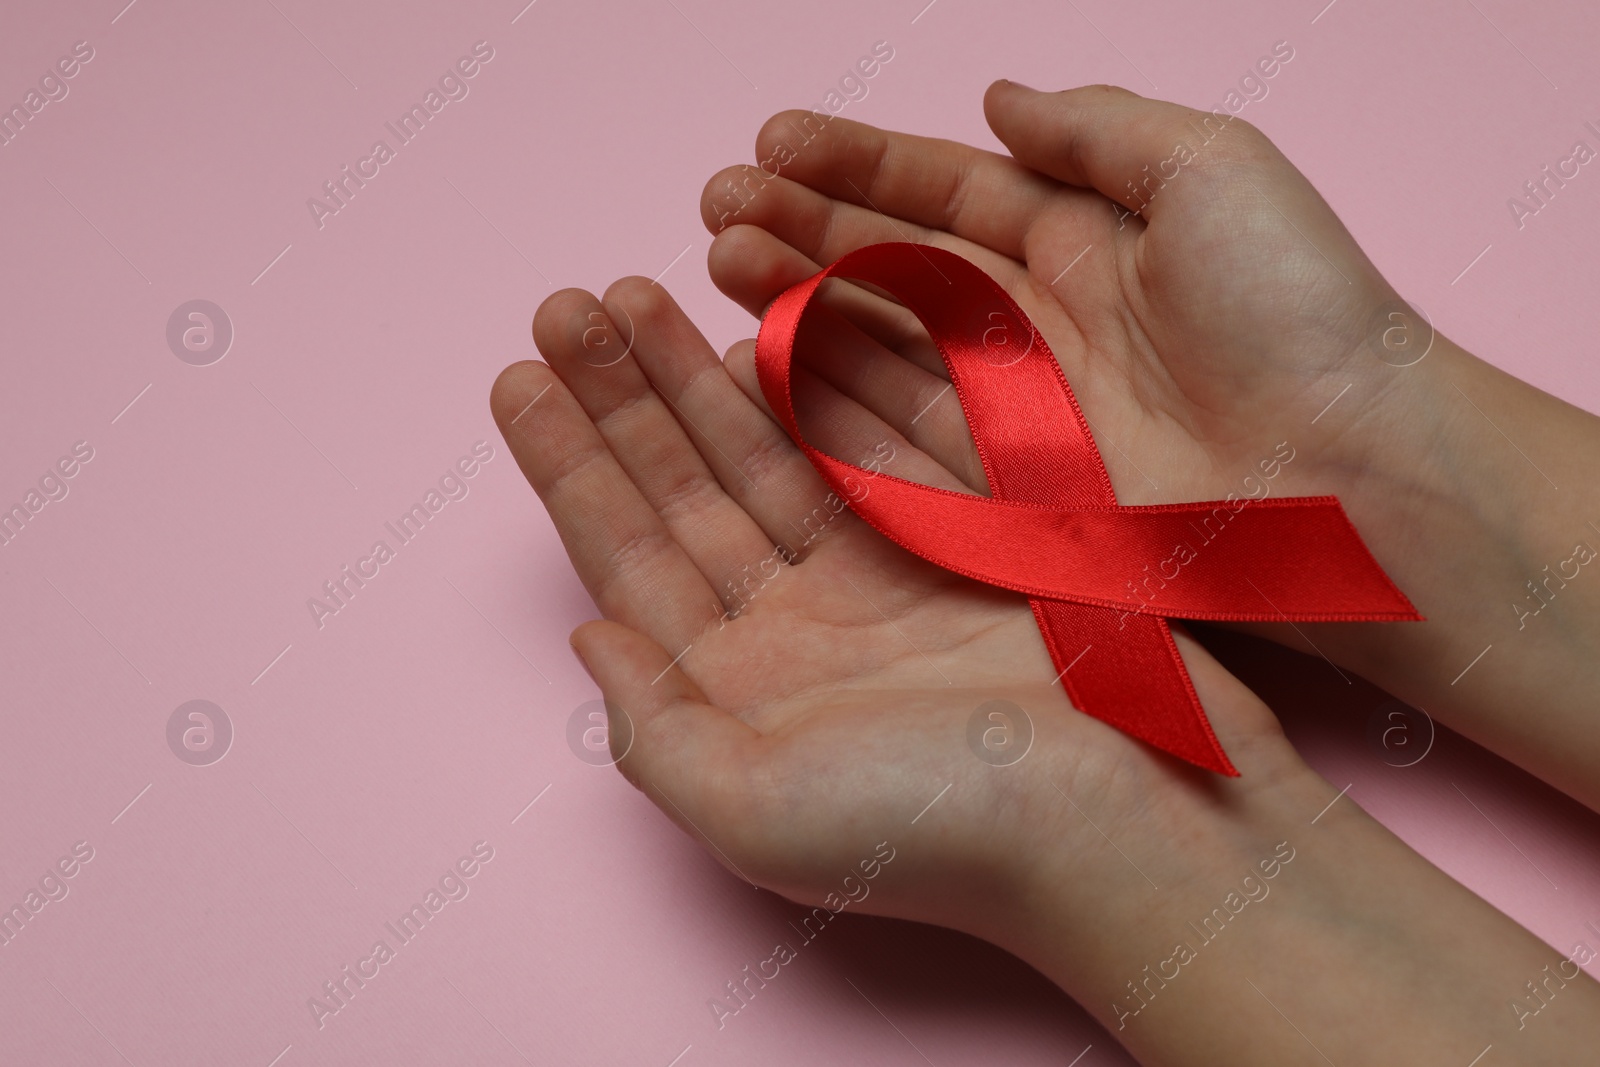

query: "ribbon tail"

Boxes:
[1034, 599, 1237, 776]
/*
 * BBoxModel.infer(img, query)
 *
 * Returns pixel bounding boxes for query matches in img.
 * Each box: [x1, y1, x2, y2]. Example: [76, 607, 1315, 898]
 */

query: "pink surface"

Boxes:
[2, 0, 1598, 1064]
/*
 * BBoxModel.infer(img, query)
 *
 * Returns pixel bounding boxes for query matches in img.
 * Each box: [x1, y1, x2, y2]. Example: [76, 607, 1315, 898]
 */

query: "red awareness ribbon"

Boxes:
[755, 242, 1421, 776]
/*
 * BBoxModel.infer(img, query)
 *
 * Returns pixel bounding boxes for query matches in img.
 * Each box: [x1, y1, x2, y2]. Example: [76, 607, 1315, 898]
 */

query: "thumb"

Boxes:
[983, 80, 1258, 219]
[569, 619, 761, 848]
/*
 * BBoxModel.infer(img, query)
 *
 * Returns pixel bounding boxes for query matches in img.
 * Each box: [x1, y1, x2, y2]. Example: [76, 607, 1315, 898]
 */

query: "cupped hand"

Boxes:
[699, 83, 1437, 651]
[490, 276, 1313, 950]
[697, 82, 1600, 819]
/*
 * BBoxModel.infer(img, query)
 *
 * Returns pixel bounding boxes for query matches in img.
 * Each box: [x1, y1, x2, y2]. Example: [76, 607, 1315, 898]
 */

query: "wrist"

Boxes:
[993, 748, 1328, 1014]
[1298, 332, 1600, 805]
[997, 751, 1600, 1066]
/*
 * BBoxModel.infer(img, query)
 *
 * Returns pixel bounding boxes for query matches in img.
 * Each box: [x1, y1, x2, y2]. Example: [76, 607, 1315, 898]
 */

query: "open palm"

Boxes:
[491, 272, 1300, 942]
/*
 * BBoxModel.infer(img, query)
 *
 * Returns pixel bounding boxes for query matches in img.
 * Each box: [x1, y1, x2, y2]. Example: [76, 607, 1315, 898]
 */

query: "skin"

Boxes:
[491, 82, 1600, 1064]
[699, 81, 1600, 810]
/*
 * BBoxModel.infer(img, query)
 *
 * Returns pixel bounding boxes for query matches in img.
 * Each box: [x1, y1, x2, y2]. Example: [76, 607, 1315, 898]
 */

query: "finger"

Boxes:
[571, 619, 768, 884]
[702, 165, 937, 263]
[732, 109, 1065, 261]
[699, 111, 1051, 260]
[491, 360, 719, 649]
[1168, 623, 1297, 774]
[700, 166, 1029, 301]
[532, 287, 775, 604]
[703, 221, 804, 320]
[703, 174, 1114, 388]
[983, 80, 1258, 220]
[720, 338, 780, 424]
[790, 298, 986, 493]
[707, 227, 985, 492]
[722, 337, 976, 499]
[708, 224, 950, 382]
[598, 276, 855, 561]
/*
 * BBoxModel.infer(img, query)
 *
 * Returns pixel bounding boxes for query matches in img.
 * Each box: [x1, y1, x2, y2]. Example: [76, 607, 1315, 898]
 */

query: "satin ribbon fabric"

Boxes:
[754, 242, 1420, 776]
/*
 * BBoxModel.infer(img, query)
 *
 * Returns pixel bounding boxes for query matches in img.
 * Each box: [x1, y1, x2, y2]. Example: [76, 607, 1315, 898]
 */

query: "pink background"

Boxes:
[4, 0, 1599, 1063]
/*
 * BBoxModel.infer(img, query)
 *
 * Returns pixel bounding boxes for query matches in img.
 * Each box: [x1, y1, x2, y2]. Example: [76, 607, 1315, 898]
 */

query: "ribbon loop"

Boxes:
[756, 243, 1419, 775]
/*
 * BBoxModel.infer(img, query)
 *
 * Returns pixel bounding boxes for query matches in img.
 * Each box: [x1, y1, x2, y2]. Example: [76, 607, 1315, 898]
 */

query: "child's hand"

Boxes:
[700, 81, 1600, 809]
[487, 81, 1600, 1064]
[490, 278, 1314, 953]
[703, 82, 1401, 511]
[490, 279, 1600, 1067]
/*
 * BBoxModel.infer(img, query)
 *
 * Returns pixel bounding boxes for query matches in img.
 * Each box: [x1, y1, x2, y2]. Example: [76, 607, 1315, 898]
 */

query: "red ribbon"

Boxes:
[755, 243, 1421, 776]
